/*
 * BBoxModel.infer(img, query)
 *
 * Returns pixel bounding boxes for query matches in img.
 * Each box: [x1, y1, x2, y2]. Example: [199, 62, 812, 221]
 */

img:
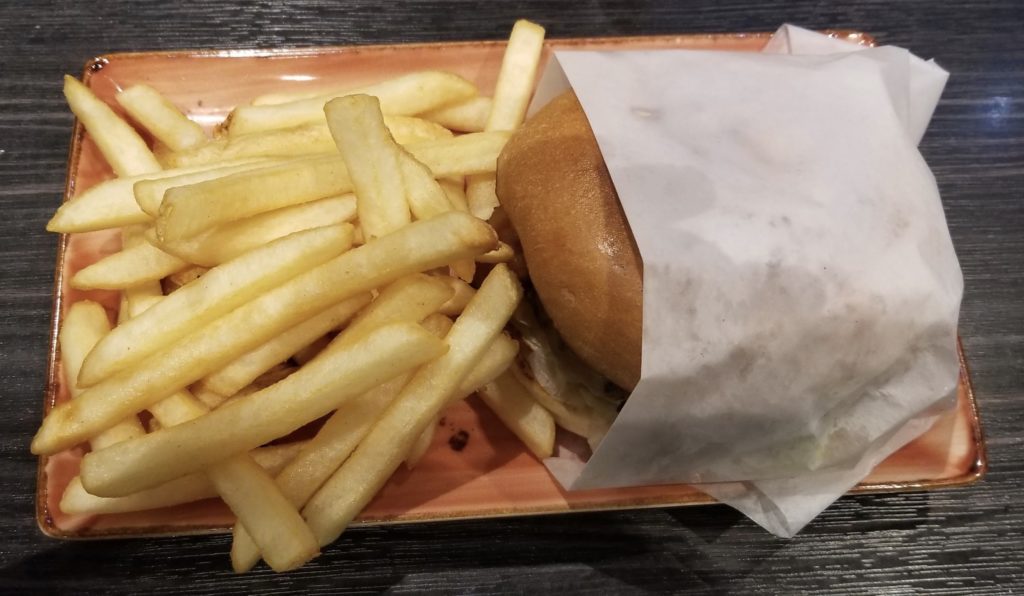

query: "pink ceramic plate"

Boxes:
[38, 31, 986, 539]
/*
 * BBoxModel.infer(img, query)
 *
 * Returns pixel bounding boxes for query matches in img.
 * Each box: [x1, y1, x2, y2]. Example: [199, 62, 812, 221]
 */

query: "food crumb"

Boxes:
[438, 416, 446, 427]
[448, 429, 469, 452]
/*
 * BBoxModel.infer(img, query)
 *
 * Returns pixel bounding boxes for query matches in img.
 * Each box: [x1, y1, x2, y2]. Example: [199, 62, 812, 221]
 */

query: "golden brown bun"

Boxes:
[496, 91, 642, 390]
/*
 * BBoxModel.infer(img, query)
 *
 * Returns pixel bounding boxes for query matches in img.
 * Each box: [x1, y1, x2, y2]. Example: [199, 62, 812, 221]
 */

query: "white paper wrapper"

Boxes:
[533, 25, 962, 536]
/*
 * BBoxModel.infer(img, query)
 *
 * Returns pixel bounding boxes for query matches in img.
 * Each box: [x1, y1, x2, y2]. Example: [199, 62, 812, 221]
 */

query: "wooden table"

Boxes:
[2, 1, 1021, 593]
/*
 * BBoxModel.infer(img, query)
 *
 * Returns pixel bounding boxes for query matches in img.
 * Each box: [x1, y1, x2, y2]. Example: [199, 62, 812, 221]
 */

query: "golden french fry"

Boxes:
[399, 151, 454, 221]
[319, 273, 453, 357]
[164, 116, 452, 169]
[466, 173, 499, 221]
[46, 159, 266, 233]
[134, 158, 278, 217]
[208, 454, 319, 572]
[63, 75, 161, 176]
[157, 155, 349, 242]
[325, 94, 411, 240]
[78, 224, 353, 386]
[421, 96, 493, 132]
[476, 241, 514, 264]
[33, 213, 496, 456]
[60, 441, 307, 515]
[115, 84, 208, 152]
[228, 71, 478, 136]
[202, 293, 371, 397]
[405, 131, 510, 178]
[231, 315, 513, 573]
[439, 177, 468, 212]
[155, 195, 358, 267]
[60, 301, 146, 451]
[438, 276, 476, 316]
[486, 20, 546, 132]
[70, 240, 188, 290]
[79, 323, 447, 496]
[478, 370, 556, 459]
[303, 264, 522, 546]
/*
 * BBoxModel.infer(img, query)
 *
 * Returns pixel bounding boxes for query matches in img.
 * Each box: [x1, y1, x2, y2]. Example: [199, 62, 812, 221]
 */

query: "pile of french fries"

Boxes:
[34, 21, 566, 572]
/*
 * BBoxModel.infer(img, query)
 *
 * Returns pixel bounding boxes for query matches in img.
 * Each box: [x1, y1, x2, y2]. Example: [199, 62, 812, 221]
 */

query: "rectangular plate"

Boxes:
[38, 31, 987, 538]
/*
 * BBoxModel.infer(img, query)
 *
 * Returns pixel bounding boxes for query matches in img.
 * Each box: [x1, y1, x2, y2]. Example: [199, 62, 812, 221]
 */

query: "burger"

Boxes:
[493, 90, 642, 449]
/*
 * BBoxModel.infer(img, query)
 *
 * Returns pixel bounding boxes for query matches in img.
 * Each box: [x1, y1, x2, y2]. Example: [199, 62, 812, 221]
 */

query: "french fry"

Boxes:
[467, 20, 545, 220]
[163, 116, 452, 169]
[46, 159, 267, 233]
[511, 363, 617, 447]
[486, 20, 546, 131]
[157, 155, 350, 242]
[79, 323, 447, 496]
[60, 301, 146, 450]
[78, 224, 353, 386]
[60, 441, 307, 515]
[421, 96, 494, 132]
[303, 264, 522, 546]
[63, 75, 161, 177]
[399, 151, 454, 221]
[207, 454, 319, 572]
[115, 84, 208, 152]
[478, 370, 556, 459]
[134, 158, 279, 216]
[439, 177, 468, 212]
[154, 195, 358, 267]
[33, 213, 496, 455]
[405, 132, 510, 178]
[318, 273, 453, 357]
[325, 94, 411, 240]
[467, 173, 500, 221]
[70, 240, 188, 290]
[476, 241, 514, 264]
[438, 276, 476, 316]
[202, 293, 372, 397]
[228, 71, 478, 136]
[232, 317, 518, 573]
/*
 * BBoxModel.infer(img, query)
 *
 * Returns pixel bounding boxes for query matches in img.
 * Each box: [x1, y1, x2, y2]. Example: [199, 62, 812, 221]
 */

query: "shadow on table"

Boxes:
[0, 492, 936, 593]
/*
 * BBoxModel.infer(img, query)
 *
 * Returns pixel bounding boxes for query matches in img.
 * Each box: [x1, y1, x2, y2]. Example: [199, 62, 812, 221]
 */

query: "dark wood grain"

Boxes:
[1, 1, 1021, 593]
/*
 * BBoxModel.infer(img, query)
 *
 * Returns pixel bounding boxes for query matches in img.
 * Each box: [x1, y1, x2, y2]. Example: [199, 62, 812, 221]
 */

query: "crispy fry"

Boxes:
[438, 276, 476, 316]
[60, 441, 307, 515]
[34, 213, 496, 455]
[291, 334, 332, 366]
[399, 151, 454, 221]
[63, 75, 161, 176]
[466, 173, 500, 221]
[478, 370, 556, 459]
[486, 20, 546, 131]
[157, 155, 349, 242]
[228, 71, 477, 136]
[79, 323, 447, 496]
[405, 132, 510, 178]
[439, 177, 468, 212]
[70, 240, 188, 290]
[116, 84, 208, 152]
[476, 241, 514, 264]
[325, 94, 411, 240]
[60, 301, 146, 450]
[202, 293, 371, 397]
[405, 422, 435, 469]
[78, 224, 353, 386]
[303, 265, 522, 546]
[155, 195, 358, 267]
[421, 96, 493, 132]
[134, 159, 278, 216]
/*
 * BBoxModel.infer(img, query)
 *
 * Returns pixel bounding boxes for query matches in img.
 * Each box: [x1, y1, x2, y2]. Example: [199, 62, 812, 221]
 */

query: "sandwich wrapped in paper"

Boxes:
[497, 25, 962, 536]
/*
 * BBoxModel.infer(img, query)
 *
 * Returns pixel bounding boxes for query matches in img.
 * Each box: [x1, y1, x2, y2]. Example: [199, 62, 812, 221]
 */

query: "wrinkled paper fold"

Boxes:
[535, 24, 962, 536]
